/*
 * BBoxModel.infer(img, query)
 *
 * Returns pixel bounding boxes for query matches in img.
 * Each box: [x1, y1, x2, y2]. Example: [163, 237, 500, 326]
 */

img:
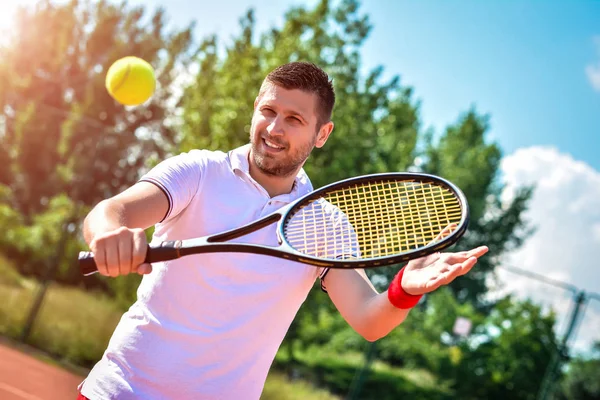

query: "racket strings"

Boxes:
[284, 179, 463, 260]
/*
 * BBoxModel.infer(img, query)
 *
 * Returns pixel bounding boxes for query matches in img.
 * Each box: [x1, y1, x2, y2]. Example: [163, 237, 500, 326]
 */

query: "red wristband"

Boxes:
[387, 267, 423, 309]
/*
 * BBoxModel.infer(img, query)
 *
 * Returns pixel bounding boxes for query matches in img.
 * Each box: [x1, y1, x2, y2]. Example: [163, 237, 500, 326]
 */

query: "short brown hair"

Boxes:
[261, 62, 335, 128]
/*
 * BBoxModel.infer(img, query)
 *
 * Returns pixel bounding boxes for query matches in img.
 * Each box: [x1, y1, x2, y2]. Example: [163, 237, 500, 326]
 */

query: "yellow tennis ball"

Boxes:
[105, 56, 156, 106]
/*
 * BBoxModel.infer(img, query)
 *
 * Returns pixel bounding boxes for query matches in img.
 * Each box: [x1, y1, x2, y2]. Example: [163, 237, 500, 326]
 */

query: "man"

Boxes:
[78, 61, 488, 399]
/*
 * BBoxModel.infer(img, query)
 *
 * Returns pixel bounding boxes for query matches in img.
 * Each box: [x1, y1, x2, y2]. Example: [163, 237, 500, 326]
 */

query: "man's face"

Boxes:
[249, 83, 330, 177]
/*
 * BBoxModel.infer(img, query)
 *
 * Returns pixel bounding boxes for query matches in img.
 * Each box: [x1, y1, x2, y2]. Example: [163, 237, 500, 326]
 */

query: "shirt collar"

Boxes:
[228, 144, 313, 197]
[229, 143, 252, 174]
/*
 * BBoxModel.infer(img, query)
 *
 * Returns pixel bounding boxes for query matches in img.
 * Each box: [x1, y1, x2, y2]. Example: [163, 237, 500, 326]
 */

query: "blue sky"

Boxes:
[361, 1, 600, 170]
[122, 0, 600, 170]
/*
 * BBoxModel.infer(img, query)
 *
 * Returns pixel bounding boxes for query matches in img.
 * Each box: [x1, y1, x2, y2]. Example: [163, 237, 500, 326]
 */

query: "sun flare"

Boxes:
[0, 0, 37, 33]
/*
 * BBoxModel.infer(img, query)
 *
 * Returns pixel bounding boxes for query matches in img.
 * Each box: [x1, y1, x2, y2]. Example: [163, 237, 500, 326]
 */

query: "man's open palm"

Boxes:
[401, 246, 489, 295]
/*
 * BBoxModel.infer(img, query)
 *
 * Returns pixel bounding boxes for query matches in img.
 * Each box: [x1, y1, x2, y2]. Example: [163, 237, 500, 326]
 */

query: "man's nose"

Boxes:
[266, 115, 285, 136]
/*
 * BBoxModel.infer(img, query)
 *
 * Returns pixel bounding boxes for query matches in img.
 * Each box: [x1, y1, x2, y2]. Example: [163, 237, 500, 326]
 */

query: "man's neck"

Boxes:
[248, 159, 298, 198]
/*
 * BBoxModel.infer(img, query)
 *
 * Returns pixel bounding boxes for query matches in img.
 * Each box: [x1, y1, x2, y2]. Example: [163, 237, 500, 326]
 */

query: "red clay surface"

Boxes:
[0, 343, 85, 400]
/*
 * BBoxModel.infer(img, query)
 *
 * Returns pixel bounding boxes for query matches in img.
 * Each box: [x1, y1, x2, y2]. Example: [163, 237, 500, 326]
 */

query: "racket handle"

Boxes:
[78, 241, 183, 276]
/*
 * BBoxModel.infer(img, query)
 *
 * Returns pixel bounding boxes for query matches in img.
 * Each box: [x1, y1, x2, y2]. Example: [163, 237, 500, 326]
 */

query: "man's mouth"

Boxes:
[263, 137, 285, 150]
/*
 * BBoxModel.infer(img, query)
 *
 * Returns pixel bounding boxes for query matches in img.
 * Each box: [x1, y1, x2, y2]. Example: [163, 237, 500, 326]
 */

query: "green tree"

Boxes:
[451, 296, 558, 399]
[558, 342, 600, 400]
[180, 0, 419, 182]
[0, 0, 196, 285]
[323, 288, 483, 371]
[420, 110, 534, 305]
[294, 288, 559, 399]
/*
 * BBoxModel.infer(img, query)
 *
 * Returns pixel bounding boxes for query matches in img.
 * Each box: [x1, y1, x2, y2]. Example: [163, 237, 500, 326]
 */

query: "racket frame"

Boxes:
[80, 172, 469, 275]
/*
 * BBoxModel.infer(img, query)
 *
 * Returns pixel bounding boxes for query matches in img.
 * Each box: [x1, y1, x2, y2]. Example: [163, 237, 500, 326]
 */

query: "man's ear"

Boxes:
[315, 121, 334, 148]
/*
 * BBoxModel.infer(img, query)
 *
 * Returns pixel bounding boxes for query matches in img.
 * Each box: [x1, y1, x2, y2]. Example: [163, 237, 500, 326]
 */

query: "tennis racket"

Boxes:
[79, 172, 469, 275]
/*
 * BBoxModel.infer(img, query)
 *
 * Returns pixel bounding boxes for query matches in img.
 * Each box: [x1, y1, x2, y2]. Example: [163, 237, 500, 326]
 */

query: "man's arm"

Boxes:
[323, 269, 409, 342]
[325, 246, 489, 341]
[84, 181, 169, 276]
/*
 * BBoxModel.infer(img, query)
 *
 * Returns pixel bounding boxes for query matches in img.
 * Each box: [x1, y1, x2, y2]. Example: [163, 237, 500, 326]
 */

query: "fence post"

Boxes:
[537, 291, 587, 400]
[20, 219, 72, 343]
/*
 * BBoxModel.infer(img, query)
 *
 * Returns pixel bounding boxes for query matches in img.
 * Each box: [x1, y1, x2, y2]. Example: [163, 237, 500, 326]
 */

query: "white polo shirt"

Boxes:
[80, 144, 328, 400]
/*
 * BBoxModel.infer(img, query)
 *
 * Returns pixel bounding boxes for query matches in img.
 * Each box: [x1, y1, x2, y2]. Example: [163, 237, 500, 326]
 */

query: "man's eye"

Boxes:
[262, 108, 275, 115]
[288, 117, 301, 123]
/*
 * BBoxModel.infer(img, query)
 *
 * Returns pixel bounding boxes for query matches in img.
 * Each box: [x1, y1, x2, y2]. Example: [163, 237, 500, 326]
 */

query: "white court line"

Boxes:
[0, 382, 43, 400]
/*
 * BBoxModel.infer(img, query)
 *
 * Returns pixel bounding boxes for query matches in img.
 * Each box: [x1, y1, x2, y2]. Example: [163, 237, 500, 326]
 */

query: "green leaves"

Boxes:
[452, 296, 557, 399]
[181, 0, 419, 189]
[420, 109, 534, 305]
[558, 345, 600, 400]
[0, 0, 196, 213]
[0, 0, 196, 279]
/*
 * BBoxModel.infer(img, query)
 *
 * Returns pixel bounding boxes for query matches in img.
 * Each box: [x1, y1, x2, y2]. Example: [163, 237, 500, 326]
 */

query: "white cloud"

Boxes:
[586, 36, 600, 92]
[593, 223, 600, 243]
[493, 146, 600, 353]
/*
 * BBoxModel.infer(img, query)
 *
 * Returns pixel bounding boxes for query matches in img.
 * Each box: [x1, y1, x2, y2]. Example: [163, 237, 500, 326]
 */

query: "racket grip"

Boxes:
[78, 241, 183, 276]
[78, 251, 101, 276]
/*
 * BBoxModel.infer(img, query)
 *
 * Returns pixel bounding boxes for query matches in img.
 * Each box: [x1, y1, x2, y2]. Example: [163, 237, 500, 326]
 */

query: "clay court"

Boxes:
[0, 342, 85, 400]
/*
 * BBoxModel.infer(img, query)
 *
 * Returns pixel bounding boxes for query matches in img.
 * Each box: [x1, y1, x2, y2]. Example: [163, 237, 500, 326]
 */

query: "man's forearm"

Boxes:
[356, 292, 412, 341]
[325, 268, 416, 342]
[83, 200, 127, 245]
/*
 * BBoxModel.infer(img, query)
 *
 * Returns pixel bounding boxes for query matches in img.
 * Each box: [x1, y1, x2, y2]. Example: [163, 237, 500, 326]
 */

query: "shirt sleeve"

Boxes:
[138, 151, 203, 223]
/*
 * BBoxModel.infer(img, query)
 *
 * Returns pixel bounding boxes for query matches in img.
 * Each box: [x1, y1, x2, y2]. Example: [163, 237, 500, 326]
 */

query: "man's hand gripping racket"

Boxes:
[79, 173, 477, 276]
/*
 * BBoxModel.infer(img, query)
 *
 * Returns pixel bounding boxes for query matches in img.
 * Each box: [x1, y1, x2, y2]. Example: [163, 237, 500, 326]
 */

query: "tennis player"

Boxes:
[77, 61, 488, 399]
